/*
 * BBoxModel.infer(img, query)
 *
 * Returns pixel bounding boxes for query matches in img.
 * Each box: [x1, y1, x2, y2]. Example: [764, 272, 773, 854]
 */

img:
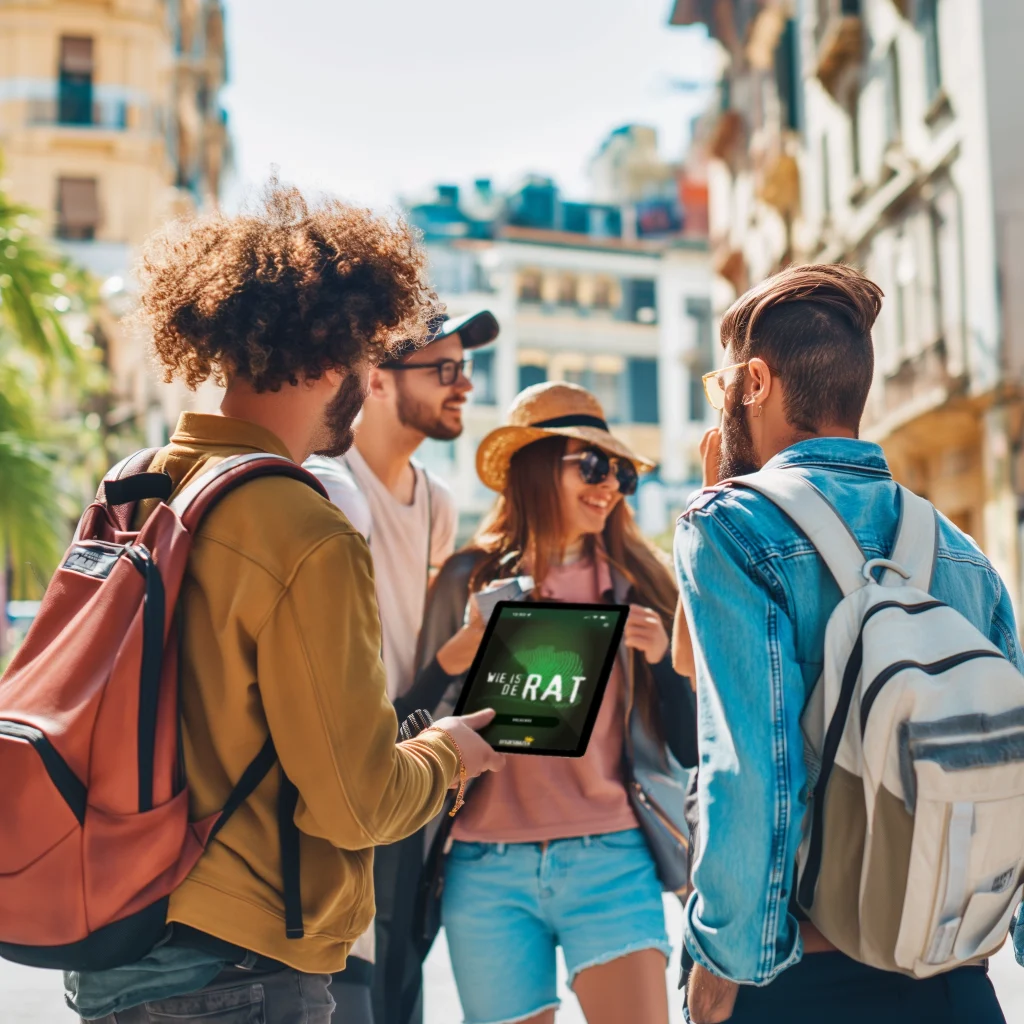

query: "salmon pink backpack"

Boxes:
[0, 450, 326, 970]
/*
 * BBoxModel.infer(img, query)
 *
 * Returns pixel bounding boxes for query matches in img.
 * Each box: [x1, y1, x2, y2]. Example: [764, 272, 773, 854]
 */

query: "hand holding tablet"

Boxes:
[452, 601, 629, 756]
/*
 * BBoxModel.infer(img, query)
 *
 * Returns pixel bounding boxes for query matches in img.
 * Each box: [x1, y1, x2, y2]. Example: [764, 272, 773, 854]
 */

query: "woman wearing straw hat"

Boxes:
[401, 381, 698, 1024]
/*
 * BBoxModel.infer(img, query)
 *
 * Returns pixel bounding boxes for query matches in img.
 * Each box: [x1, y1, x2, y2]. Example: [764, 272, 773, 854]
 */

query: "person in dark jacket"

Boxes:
[401, 381, 698, 1024]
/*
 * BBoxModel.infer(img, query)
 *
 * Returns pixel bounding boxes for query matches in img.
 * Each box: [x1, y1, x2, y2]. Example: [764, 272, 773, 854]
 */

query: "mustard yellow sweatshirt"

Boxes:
[145, 413, 457, 973]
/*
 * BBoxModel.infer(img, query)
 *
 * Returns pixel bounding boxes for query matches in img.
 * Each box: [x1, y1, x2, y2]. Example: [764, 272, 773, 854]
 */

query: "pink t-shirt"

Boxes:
[451, 555, 638, 844]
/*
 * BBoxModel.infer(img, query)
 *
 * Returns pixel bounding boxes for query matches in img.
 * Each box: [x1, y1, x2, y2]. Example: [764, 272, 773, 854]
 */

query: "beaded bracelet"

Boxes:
[429, 727, 468, 816]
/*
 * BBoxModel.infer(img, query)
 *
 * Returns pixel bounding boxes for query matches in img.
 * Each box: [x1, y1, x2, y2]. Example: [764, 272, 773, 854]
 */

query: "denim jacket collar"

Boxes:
[763, 437, 891, 479]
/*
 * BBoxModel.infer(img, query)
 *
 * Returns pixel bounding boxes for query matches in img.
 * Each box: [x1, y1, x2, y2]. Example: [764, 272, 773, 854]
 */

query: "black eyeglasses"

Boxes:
[382, 358, 472, 386]
[562, 446, 639, 496]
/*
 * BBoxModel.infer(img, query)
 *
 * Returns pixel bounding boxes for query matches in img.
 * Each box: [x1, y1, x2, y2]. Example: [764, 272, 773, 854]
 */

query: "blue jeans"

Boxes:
[84, 965, 334, 1023]
[442, 829, 670, 1024]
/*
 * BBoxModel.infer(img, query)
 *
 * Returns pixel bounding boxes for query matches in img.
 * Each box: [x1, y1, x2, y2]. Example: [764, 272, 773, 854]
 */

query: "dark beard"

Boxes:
[312, 372, 367, 458]
[395, 380, 462, 441]
[718, 378, 761, 479]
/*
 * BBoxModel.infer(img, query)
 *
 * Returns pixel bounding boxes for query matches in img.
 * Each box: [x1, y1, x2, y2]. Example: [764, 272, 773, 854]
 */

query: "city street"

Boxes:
[3, 2, 1024, 1023]
[4, 897, 1022, 1022]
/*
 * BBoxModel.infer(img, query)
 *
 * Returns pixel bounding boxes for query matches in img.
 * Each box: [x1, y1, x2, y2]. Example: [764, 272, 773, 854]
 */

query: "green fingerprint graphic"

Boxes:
[510, 644, 585, 705]
[503, 620, 589, 706]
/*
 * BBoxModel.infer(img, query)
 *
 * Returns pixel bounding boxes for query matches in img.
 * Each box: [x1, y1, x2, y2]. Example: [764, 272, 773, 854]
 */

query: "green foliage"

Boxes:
[0, 178, 109, 598]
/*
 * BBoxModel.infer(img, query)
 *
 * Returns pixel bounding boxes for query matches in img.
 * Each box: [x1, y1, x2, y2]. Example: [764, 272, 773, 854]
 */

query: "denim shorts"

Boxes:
[441, 829, 671, 1024]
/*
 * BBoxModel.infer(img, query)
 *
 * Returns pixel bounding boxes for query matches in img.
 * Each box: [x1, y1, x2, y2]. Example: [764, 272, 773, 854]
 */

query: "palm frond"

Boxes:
[0, 168, 121, 602]
[0, 431, 64, 597]
[0, 192, 91, 373]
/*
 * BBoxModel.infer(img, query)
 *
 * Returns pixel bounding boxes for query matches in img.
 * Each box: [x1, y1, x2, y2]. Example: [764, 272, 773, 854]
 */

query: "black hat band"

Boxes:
[531, 414, 610, 431]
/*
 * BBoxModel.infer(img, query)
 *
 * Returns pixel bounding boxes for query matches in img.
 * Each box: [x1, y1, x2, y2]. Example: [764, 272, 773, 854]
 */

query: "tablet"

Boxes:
[453, 601, 629, 757]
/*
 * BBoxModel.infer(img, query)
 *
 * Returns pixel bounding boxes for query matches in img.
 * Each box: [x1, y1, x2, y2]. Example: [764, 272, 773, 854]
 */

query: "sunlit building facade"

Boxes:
[406, 159, 713, 542]
[0, 0, 229, 443]
[672, 0, 1024, 622]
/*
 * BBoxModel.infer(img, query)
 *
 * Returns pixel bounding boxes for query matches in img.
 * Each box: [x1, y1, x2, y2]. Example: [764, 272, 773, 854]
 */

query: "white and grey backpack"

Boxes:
[729, 468, 1024, 978]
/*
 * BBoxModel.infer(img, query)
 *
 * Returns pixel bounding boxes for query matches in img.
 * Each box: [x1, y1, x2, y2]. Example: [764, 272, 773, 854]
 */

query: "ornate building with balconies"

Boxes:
[672, 0, 1024, 623]
[404, 157, 712, 542]
[0, 0, 229, 444]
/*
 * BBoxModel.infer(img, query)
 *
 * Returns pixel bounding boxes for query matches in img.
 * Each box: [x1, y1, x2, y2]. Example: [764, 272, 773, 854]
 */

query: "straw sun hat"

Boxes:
[476, 381, 656, 493]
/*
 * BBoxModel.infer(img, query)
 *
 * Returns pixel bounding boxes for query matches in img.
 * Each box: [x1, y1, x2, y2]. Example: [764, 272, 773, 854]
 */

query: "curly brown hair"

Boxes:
[136, 180, 438, 391]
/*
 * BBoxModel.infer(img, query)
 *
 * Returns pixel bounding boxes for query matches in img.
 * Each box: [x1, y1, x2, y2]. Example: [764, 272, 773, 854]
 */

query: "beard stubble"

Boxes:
[395, 378, 463, 442]
[312, 371, 368, 458]
[718, 377, 761, 479]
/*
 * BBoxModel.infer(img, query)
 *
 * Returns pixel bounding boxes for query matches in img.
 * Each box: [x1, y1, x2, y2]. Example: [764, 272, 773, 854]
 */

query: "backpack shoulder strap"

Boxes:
[727, 469, 867, 597]
[170, 453, 328, 532]
[886, 486, 937, 591]
[169, 453, 324, 942]
[97, 448, 172, 531]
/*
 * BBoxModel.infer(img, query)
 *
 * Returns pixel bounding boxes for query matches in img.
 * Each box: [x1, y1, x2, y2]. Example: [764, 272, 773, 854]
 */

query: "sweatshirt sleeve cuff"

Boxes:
[410, 728, 461, 789]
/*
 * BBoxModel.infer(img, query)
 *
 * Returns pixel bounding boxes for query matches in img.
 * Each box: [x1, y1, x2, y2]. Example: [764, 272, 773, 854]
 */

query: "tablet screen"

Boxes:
[453, 601, 629, 757]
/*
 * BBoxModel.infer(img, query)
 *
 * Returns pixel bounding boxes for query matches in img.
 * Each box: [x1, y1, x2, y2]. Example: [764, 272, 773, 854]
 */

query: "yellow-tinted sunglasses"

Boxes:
[702, 360, 779, 410]
[701, 361, 749, 411]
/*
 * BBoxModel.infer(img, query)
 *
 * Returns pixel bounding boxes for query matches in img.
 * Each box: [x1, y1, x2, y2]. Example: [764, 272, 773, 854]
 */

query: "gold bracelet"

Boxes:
[429, 727, 468, 816]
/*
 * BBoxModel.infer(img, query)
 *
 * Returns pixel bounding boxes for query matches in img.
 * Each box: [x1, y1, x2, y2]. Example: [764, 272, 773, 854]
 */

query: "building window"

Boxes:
[624, 279, 657, 323]
[894, 223, 915, 358]
[518, 269, 542, 303]
[593, 277, 613, 309]
[59, 37, 94, 126]
[776, 18, 803, 133]
[471, 348, 497, 405]
[934, 183, 964, 362]
[562, 203, 589, 234]
[519, 363, 547, 392]
[918, 0, 942, 102]
[418, 439, 457, 477]
[589, 370, 621, 423]
[847, 87, 862, 179]
[57, 177, 100, 240]
[821, 134, 832, 220]
[686, 297, 714, 422]
[556, 357, 627, 422]
[557, 274, 578, 306]
[628, 358, 659, 424]
[883, 43, 902, 149]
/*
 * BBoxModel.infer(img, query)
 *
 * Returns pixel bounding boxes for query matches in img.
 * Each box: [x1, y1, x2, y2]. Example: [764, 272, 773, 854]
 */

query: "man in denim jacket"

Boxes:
[674, 264, 1022, 1023]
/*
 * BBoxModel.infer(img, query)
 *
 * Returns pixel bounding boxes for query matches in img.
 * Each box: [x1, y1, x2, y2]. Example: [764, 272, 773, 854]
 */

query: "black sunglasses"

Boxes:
[381, 357, 472, 386]
[562, 446, 638, 496]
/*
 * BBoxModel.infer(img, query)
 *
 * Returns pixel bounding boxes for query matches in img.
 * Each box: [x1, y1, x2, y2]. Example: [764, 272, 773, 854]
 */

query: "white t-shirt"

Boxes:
[305, 446, 458, 701]
[304, 449, 457, 965]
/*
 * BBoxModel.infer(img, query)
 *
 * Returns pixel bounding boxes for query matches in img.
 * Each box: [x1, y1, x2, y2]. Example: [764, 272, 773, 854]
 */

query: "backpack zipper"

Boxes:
[123, 543, 166, 813]
[0, 720, 87, 825]
[859, 650, 1004, 738]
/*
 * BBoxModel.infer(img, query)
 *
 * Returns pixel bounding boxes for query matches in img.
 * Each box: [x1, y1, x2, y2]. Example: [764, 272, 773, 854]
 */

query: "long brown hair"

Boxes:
[468, 434, 677, 737]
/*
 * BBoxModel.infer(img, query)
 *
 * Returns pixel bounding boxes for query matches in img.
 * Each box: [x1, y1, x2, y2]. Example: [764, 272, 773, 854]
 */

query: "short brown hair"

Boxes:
[720, 263, 883, 432]
[137, 180, 437, 391]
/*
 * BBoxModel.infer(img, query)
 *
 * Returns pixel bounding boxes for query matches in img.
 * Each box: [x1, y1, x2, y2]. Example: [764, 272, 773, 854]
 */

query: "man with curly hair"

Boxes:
[65, 183, 505, 1024]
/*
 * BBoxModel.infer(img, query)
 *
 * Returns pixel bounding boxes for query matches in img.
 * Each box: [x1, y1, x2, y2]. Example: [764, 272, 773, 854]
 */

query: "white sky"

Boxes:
[221, 0, 717, 212]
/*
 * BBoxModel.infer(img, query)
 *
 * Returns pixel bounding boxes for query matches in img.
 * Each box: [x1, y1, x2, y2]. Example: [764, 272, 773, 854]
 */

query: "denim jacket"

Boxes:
[673, 437, 1024, 985]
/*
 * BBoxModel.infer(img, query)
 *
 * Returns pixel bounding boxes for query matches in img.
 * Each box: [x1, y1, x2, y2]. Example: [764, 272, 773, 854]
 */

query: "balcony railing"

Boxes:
[28, 97, 127, 129]
[25, 98, 164, 133]
[815, 0, 862, 95]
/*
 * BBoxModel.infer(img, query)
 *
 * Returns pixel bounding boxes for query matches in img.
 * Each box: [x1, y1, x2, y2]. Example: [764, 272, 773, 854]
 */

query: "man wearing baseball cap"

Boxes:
[306, 309, 499, 1024]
